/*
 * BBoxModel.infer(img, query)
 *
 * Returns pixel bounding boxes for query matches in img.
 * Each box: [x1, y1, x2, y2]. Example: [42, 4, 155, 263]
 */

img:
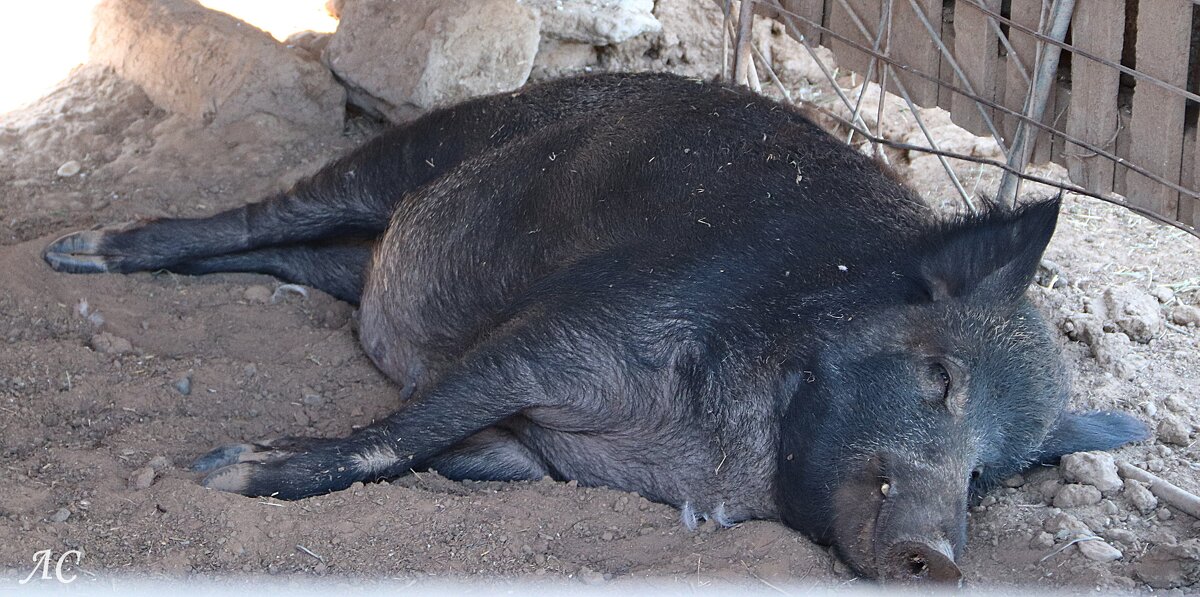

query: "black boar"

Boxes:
[43, 72, 1147, 583]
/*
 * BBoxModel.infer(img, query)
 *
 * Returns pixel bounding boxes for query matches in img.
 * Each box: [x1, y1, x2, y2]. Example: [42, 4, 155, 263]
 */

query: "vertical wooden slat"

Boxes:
[951, 0, 1002, 136]
[938, 1, 956, 109]
[826, 0, 880, 82]
[779, 0, 826, 43]
[1003, 0, 1054, 164]
[890, 0, 942, 107]
[1126, 0, 1189, 218]
[1183, 125, 1199, 227]
[1180, 125, 1195, 227]
[1064, 0, 1123, 193]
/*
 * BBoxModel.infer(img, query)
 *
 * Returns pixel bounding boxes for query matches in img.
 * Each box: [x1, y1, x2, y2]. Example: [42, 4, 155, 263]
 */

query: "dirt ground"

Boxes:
[1, 10, 1199, 595]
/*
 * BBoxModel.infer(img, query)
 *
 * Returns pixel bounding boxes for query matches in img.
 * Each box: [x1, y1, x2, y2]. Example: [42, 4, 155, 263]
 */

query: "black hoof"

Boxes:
[192, 437, 356, 499]
[43, 230, 114, 273]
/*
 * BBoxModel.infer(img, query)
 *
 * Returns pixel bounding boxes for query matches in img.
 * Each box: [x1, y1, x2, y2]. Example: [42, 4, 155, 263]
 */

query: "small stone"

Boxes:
[1157, 415, 1193, 446]
[1150, 286, 1175, 304]
[1078, 539, 1122, 562]
[243, 285, 272, 304]
[129, 466, 156, 489]
[56, 160, 82, 177]
[302, 391, 324, 406]
[1103, 285, 1163, 343]
[1100, 500, 1119, 515]
[1157, 508, 1173, 521]
[1105, 528, 1137, 545]
[1169, 305, 1200, 327]
[576, 566, 606, 585]
[600, 531, 614, 541]
[1001, 473, 1026, 488]
[1163, 394, 1187, 413]
[1039, 479, 1064, 503]
[173, 373, 192, 396]
[49, 508, 71, 523]
[1060, 451, 1123, 494]
[979, 496, 997, 508]
[1030, 531, 1055, 550]
[1124, 479, 1158, 514]
[1112, 353, 1146, 380]
[1035, 259, 1068, 288]
[89, 332, 133, 354]
[1053, 484, 1103, 509]
[148, 456, 172, 471]
[1043, 512, 1090, 537]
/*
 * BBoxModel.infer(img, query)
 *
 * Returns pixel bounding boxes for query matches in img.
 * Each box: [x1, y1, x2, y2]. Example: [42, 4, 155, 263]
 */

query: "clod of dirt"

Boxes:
[90, 0, 345, 133]
[1163, 394, 1188, 413]
[56, 160, 81, 177]
[1030, 532, 1055, 550]
[1157, 415, 1194, 446]
[1103, 285, 1164, 343]
[1170, 305, 1200, 327]
[1060, 452, 1122, 494]
[323, 0, 540, 122]
[1105, 528, 1137, 546]
[173, 372, 192, 396]
[243, 285, 272, 303]
[1135, 541, 1200, 589]
[128, 466, 156, 490]
[1054, 484, 1103, 509]
[576, 565, 607, 585]
[1151, 285, 1176, 304]
[89, 331, 133, 354]
[1078, 539, 1123, 563]
[1043, 512, 1091, 539]
[1124, 478, 1158, 514]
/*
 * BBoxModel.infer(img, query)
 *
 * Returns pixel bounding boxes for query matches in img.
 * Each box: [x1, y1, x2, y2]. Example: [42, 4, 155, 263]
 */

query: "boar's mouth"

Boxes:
[838, 456, 964, 585]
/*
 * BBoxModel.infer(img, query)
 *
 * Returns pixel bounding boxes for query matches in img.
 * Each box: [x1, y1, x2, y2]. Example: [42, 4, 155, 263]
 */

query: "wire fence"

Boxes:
[722, 0, 1200, 240]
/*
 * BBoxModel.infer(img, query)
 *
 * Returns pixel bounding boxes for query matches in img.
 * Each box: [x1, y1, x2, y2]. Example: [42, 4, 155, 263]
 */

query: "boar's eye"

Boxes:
[970, 466, 984, 481]
[923, 361, 952, 403]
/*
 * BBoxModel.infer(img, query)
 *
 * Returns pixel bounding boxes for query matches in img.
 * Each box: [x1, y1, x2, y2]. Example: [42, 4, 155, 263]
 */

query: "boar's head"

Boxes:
[774, 198, 1147, 584]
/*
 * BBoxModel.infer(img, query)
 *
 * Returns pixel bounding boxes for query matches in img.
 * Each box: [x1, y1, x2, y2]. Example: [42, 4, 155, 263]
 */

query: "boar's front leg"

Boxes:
[191, 321, 558, 499]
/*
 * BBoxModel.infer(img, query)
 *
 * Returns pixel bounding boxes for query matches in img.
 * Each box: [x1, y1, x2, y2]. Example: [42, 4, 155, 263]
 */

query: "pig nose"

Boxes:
[881, 540, 962, 585]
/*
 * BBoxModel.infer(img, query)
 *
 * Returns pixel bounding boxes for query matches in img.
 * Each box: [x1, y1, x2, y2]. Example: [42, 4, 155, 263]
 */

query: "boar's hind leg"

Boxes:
[167, 241, 373, 304]
[423, 428, 549, 482]
[44, 170, 393, 276]
[192, 322, 559, 499]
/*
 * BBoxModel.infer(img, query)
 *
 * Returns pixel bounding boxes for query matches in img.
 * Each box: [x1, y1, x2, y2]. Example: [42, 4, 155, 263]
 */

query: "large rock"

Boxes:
[89, 0, 345, 134]
[324, 0, 541, 122]
[526, 0, 661, 45]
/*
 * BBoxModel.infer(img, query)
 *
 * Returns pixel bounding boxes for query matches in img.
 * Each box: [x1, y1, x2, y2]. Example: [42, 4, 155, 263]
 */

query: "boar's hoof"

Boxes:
[880, 540, 962, 585]
[43, 230, 116, 273]
[192, 436, 353, 499]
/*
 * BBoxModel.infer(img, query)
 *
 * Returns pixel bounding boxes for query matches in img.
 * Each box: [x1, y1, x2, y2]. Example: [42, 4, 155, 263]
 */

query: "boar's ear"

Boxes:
[916, 196, 1060, 303]
[1029, 410, 1150, 466]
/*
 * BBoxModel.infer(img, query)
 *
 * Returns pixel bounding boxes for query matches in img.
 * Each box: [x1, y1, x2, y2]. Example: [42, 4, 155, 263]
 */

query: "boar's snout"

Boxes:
[879, 539, 961, 585]
[829, 451, 968, 585]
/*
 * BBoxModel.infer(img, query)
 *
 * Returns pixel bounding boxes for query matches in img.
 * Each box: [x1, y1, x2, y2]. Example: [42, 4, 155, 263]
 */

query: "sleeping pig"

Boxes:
[43, 72, 1147, 583]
